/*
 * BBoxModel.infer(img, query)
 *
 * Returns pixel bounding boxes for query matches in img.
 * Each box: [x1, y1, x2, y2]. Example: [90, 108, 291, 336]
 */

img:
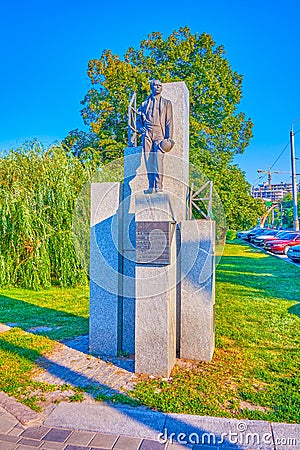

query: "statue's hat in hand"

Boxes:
[158, 138, 175, 153]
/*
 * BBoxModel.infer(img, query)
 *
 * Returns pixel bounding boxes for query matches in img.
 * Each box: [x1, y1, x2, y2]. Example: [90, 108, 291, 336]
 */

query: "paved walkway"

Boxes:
[33, 335, 137, 395]
[0, 394, 299, 450]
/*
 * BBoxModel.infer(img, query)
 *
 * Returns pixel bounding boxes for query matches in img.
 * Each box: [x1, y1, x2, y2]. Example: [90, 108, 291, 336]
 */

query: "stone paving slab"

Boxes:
[0, 412, 19, 434]
[88, 432, 118, 448]
[43, 428, 73, 443]
[0, 391, 40, 426]
[64, 431, 96, 446]
[33, 336, 136, 394]
[271, 422, 299, 450]
[167, 442, 192, 449]
[44, 403, 166, 440]
[40, 442, 66, 450]
[17, 436, 43, 446]
[0, 442, 17, 450]
[139, 439, 167, 449]
[21, 426, 51, 440]
[0, 433, 20, 443]
[7, 422, 26, 437]
[113, 435, 142, 449]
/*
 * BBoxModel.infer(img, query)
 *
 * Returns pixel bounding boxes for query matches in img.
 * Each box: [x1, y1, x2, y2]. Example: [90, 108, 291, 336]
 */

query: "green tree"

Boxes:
[279, 192, 300, 229]
[66, 27, 252, 163]
[65, 27, 263, 229]
[213, 165, 265, 229]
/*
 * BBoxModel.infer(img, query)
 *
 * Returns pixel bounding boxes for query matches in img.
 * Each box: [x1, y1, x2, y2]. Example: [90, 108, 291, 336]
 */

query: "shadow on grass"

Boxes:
[217, 242, 300, 305]
[0, 295, 88, 340]
[288, 303, 300, 318]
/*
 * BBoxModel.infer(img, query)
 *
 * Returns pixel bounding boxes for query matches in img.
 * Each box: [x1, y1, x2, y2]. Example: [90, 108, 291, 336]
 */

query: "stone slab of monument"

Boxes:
[120, 168, 137, 355]
[135, 192, 174, 223]
[162, 81, 189, 221]
[121, 146, 179, 355]
[89, 182, 122, 357]
[121, 251, 136, 355]
[134, 193, 177, 377]
[123, 81, 189, 222]
[180, 219, 215, 361]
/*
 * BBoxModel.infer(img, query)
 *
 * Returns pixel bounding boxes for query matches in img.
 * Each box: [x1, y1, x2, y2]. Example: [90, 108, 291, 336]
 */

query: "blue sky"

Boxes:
[1, 0, 300, 186]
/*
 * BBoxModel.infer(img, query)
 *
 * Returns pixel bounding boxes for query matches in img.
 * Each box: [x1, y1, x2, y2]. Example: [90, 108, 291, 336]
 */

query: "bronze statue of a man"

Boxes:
[136, 80, 174, 194]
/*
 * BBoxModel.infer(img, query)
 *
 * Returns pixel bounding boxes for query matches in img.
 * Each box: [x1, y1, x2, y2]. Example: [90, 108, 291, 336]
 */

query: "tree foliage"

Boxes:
[0, 141, 93, 289]
[212, 165, 265, 230]
[65, 27, 264, 229]
[273, 193, 300, 229]
[66, 27, 253, 163]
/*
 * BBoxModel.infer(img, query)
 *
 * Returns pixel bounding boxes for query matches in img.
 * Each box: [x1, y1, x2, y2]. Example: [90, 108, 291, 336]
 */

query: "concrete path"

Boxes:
[0, 391, 299, 450]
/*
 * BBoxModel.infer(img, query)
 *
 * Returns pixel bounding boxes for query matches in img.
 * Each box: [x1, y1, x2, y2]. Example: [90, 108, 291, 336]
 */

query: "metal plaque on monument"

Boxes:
[136, 221, 170, 265]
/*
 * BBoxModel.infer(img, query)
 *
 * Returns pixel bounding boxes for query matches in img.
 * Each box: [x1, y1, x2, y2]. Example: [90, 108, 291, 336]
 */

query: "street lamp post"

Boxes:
[290, 124, 299, 231]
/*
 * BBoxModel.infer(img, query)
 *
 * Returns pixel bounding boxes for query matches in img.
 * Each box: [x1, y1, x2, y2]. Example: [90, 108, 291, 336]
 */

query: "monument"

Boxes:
[89, 80, 215, 377]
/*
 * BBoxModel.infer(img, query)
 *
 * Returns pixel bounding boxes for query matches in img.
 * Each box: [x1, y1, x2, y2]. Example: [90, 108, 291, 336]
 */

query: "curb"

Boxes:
[0, 391, 41, 425]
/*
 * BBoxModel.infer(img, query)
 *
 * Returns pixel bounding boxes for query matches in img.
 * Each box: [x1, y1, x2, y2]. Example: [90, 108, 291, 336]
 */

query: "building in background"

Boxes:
[252, 182, 299, 202]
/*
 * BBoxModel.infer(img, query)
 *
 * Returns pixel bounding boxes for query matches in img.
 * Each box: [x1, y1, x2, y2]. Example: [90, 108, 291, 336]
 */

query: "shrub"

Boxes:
[226, 229, 237, 241]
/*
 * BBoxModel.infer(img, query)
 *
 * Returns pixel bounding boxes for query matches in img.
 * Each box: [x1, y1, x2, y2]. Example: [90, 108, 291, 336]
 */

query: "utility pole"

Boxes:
[290, 126, 299, 231]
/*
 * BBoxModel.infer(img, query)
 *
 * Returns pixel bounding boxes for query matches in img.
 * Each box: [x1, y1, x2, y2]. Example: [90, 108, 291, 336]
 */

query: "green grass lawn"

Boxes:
[0, 287, 89, 340]
[0, 286, 89, 409]
[0, 241, 299, 421]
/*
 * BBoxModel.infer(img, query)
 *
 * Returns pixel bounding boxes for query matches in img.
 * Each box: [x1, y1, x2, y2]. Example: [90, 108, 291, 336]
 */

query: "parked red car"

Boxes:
[264, 233, 300, 254]
[252, 230, 292, 246]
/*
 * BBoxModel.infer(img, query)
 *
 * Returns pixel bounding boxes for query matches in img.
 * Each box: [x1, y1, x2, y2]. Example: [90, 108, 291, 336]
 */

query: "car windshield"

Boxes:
[276, 232, 293, 238]
[280, 233, 298, 240]
[255, 229, 268, 234]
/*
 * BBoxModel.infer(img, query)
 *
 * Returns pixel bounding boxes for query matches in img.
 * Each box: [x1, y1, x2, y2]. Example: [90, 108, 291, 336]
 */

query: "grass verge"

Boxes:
[0, 286, 88, 340]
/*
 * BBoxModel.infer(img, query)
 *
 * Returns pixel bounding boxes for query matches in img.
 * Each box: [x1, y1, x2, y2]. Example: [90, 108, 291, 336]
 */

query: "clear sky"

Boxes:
[1, 0, 300, 187]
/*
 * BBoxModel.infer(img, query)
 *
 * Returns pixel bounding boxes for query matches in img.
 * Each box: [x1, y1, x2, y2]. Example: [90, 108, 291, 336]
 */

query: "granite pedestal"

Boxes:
[134, 193, 177, 377]
[180, 220, 215, 361]
[89, 182, 122, 357]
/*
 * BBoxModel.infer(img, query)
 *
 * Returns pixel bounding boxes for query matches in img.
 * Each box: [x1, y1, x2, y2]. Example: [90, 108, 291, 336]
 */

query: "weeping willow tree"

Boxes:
[0, 141, 94, 289]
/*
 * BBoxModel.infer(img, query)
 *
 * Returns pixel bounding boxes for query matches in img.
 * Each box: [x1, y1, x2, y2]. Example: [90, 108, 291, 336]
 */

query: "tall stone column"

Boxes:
[134, 193, 177, 377]
[89, 182, 122, 357]
[180, 220, 215, 361]
[121, 82, 190, 360]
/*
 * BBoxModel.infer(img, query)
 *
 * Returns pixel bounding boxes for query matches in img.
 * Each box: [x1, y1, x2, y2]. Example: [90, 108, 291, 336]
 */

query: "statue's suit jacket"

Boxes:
[137, 95, 173, 139]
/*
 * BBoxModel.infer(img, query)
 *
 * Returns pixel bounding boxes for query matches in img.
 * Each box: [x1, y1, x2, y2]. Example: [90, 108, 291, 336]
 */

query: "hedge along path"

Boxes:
[0, 142, 98, 289]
